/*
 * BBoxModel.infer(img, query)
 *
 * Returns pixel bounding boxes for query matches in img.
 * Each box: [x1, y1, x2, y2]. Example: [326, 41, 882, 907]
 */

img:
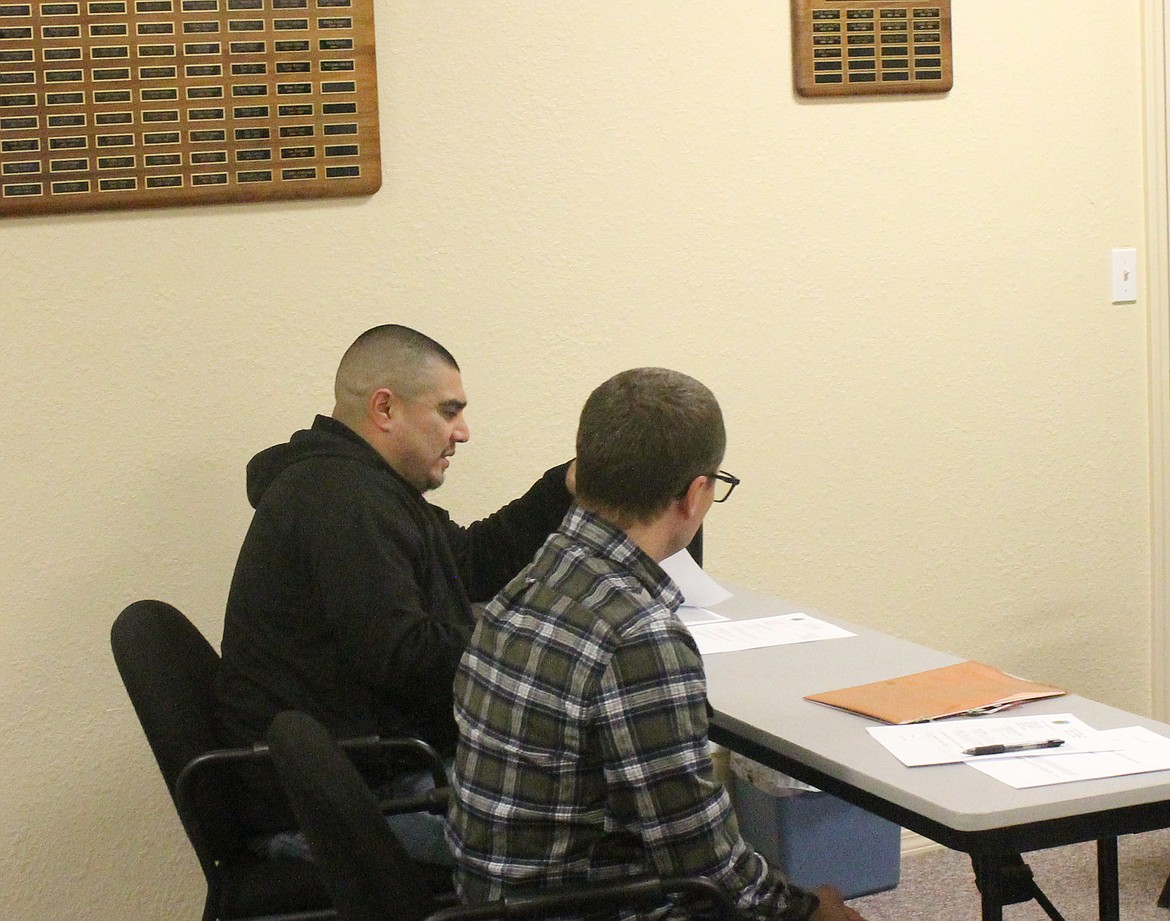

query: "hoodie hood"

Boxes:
[245, 415, 389, 508]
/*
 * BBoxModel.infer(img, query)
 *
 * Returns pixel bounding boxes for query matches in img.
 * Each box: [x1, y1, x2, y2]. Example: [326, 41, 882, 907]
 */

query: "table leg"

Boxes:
[1097, 837, 1119, 921]
[972, 854, 1004, 921]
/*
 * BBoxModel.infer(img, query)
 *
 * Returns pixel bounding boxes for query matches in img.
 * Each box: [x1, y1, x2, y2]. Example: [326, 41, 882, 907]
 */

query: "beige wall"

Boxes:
[0, 2, 1153, 918]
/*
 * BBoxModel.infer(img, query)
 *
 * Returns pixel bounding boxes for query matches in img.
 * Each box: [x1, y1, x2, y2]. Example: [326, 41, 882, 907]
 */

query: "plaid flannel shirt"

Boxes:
[446, 507, 811, 920]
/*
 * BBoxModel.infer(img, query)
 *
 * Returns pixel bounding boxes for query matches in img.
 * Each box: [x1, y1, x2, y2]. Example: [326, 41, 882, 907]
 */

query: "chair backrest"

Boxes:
[267, 710, 436, 921]
[268, 714, 734, 921]
[111, 599, 246, 858]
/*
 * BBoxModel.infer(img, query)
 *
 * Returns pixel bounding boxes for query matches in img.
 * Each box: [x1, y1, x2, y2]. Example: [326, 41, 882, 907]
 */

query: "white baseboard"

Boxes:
[901, 828, 943, 857]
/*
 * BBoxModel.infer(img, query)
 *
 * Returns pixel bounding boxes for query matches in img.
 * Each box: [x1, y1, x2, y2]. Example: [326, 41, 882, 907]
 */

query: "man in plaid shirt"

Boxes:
[446, 368, 865, 921]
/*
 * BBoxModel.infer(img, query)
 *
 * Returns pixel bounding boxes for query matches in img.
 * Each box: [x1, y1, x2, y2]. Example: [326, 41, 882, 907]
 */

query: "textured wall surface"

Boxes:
[0, 2, 1151, 919]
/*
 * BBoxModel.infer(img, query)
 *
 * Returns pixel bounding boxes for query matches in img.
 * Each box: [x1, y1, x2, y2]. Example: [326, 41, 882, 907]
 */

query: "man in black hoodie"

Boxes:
[215, 324, 574, 861]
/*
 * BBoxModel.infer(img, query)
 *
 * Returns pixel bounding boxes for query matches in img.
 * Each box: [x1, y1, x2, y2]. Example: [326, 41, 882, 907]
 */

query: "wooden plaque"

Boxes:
[791, 0, 952, 98]
[0, 0, 380, 216]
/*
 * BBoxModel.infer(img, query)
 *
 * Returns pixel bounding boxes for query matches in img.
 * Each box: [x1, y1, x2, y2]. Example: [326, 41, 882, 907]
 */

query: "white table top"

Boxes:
[702, 583, 1170, 852]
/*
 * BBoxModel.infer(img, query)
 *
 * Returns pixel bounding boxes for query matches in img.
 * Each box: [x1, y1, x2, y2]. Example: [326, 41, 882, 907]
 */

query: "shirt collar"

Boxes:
[561, 505, 685, 611]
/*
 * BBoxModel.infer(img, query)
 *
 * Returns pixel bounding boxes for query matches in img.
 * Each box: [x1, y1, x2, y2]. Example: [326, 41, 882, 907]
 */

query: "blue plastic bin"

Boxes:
[732, 772, 901, 899]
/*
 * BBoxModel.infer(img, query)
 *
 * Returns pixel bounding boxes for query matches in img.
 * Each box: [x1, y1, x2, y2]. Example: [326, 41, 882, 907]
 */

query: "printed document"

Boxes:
[689, 613, 855, 656]
[967, 726, 1170, 788]
[677, 607, 729, 627]
[656, 551, 854, 652]
[867, 714, 1105, 767]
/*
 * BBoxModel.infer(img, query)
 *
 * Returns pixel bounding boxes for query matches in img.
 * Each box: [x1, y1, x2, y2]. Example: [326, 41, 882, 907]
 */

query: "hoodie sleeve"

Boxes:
[437, 461, 574, 602]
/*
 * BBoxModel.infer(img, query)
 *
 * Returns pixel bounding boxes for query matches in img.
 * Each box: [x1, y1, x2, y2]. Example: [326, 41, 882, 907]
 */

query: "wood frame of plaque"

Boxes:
[791, 0, 952, 98]
[0, 0, 380, 216]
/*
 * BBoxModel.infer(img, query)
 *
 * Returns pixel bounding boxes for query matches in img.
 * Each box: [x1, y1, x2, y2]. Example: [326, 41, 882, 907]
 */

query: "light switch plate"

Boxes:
[1111, 248, 1137, 303]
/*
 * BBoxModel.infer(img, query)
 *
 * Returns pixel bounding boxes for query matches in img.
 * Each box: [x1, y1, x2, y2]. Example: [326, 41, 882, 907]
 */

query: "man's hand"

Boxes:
[809, 886, 868, 921]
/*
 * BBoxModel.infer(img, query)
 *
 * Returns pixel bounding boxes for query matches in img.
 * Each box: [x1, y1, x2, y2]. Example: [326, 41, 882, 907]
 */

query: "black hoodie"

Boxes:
[215, 414, 572, 832]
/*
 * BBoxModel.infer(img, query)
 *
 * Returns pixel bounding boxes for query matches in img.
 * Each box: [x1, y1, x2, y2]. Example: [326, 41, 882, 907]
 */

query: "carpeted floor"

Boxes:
[849, 829, 1170, 920]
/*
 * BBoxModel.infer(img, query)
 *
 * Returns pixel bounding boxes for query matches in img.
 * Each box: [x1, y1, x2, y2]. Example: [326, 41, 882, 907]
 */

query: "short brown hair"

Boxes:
[575, 367, 725, 523]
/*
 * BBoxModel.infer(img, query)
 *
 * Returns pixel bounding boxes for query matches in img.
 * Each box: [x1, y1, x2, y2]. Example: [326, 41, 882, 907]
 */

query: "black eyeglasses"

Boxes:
[710, 470, 739, 503]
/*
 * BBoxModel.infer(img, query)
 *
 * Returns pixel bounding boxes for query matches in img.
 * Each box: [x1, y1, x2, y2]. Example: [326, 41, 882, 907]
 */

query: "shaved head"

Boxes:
[333, 325, 459, 426]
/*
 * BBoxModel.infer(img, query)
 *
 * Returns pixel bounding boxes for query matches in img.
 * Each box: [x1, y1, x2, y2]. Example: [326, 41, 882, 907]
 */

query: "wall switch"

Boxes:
[1112, 247, 1138, 303]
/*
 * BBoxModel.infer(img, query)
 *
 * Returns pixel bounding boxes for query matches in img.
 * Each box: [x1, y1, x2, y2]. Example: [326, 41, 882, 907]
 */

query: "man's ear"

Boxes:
[368, 387, 397, 432]
[680, 474, 710, 520]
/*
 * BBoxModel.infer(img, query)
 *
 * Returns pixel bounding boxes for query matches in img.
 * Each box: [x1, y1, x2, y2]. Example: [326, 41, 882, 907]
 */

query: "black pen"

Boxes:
[963, 739, 1066, 757]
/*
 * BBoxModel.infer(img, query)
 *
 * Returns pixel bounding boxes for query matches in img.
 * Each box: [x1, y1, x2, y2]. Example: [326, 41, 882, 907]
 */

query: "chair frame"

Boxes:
[426, 876, 731, 921]
[113, 599, 448, 921]
[175, 737, 447, 921]
[267, 709, 734, 921]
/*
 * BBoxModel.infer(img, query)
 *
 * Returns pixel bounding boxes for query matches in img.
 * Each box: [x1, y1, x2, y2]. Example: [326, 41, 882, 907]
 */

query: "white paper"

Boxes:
[967, 726, 1170, 788]
[688, 613, 855, 656]
[659, 548, 732, 608]
[867, 714, 1105, 767]
[677, 608, 729, 627]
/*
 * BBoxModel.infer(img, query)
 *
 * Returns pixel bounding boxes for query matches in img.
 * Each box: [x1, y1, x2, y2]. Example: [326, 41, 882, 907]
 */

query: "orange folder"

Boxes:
[804, 660, 1065, 725]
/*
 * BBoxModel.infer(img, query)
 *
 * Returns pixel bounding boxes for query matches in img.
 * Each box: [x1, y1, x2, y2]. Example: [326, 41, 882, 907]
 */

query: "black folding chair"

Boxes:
[112, 599, 449, 921]
[266, 709, 734, 921]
